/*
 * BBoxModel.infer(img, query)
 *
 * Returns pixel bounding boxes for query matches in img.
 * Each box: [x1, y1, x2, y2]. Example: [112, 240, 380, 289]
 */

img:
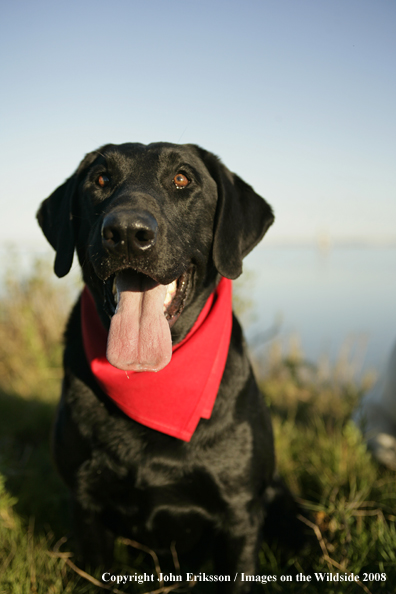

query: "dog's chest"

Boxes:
[77, 445, 231, 549]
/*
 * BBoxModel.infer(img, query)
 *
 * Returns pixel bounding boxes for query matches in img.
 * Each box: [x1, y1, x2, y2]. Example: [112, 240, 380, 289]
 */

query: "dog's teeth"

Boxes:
[163, 280, 177, 311]
[112, 276, 175, 310]
[112, 277, 119, 305]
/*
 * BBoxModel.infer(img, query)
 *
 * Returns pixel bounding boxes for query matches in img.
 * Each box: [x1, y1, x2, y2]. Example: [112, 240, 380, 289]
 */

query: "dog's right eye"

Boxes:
[173, 173, 190, 189]
[97, 174, 110, 188]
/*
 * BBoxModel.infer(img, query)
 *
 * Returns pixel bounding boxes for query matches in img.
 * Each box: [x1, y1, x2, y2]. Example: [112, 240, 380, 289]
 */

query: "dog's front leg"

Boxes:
[213, 514, 263, 594]
[72, 499, 115, 569]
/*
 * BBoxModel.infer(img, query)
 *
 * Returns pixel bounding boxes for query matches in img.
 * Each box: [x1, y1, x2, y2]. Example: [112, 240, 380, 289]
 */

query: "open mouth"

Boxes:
[105, 268, 191, 324]
[103, 267, 191, 373]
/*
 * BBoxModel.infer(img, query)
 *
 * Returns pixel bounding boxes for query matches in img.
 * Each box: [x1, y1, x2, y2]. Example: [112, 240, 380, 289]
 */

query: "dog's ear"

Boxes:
[37, 175, 78, 278]
[37, 150, 100, 278]
[190, 146, 274, 279]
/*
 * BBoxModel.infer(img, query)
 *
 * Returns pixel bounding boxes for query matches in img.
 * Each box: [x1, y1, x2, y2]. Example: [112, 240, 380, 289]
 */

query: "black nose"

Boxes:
[101, 210, 158, 256]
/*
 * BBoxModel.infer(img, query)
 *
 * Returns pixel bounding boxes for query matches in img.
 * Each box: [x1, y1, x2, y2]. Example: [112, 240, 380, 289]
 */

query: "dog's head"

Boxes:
[37, 142, 274, 372]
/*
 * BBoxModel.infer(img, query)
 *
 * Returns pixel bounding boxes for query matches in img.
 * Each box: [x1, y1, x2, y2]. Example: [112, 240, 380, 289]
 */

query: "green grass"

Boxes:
[0, 257, 395, 593]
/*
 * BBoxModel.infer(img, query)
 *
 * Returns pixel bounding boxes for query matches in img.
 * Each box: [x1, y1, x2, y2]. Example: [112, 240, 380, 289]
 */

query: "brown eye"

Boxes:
[97, 174, 110, 188]
[173, 173, 190, 189]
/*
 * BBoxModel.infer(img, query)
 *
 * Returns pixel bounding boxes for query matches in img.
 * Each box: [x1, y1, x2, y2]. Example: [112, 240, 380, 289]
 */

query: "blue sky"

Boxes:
[1, 0, 395, 248]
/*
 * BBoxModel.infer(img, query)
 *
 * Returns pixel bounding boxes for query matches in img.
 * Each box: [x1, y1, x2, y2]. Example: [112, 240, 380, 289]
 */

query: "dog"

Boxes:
[37, 142, 301, 591]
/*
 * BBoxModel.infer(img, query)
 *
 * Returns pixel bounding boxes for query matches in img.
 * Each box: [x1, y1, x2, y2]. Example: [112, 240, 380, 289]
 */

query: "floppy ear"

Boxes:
[191, 146, 274, 279]
[36, 150, 101, 278]
[37, 176, 78, 278]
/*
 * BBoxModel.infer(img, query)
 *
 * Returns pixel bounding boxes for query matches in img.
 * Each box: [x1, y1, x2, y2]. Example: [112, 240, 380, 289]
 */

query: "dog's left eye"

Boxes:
[97, 174, 110, 188]
[173, 173, 190, 189]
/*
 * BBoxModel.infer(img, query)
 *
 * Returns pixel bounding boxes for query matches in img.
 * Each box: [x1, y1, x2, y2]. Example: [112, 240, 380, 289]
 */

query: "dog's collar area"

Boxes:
[81, 277, 233, 441]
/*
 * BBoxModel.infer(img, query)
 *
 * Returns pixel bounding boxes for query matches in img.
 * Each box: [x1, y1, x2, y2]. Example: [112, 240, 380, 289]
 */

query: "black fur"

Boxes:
[38, 143, 299, 592]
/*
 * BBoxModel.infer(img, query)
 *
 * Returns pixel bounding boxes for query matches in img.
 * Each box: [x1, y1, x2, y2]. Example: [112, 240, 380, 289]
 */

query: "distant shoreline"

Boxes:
[2, 239, 396, 255]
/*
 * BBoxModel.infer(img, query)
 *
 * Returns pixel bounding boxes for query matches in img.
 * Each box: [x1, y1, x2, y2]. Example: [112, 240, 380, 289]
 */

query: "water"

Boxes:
[236, 245, 396, 374]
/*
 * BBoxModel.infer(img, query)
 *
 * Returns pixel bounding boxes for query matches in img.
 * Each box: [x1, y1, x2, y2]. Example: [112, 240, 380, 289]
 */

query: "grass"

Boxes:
[0, 256, 395, 593]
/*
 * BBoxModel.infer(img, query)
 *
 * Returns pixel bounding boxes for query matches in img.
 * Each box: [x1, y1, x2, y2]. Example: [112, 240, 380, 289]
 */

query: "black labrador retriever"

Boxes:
[37, 143, 301, 591]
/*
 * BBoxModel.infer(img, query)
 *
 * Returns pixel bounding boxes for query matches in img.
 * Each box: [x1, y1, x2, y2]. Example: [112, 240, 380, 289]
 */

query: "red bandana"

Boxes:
[81, 278, 233, 441]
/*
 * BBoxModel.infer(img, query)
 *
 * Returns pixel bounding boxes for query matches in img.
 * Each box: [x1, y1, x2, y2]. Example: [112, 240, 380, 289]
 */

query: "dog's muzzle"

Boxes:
[101, 209, 158, 257]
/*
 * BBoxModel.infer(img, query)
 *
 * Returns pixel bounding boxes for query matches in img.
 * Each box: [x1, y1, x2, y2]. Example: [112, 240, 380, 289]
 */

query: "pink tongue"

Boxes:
[106, 270, 172, 372]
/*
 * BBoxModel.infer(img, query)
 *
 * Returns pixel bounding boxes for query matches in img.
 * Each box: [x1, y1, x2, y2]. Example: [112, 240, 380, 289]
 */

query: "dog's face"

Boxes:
[38, 142, 274, 372]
